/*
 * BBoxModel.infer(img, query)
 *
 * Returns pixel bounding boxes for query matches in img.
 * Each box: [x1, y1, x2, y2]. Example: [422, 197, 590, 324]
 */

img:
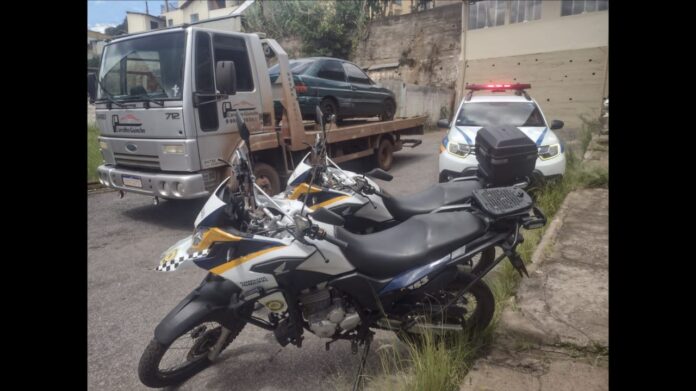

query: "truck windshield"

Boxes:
[98, 32, 185, 101]
[456, 102, 546, 127]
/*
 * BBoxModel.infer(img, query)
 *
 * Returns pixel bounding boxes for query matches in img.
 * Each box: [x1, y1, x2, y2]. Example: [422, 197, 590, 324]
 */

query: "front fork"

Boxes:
[207, 327, 233, 361]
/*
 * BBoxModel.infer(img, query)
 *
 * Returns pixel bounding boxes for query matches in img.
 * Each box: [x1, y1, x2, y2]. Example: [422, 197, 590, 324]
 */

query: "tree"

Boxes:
[105, 17, 128, 36]
[243, 0, 373, 59]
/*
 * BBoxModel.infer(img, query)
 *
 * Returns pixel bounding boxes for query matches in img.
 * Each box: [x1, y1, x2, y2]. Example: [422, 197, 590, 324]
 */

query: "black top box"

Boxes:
[475, 126, 538, 185]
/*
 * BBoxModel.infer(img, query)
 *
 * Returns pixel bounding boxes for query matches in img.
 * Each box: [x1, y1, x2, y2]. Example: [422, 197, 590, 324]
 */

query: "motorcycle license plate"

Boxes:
[122, 174, 142, 188]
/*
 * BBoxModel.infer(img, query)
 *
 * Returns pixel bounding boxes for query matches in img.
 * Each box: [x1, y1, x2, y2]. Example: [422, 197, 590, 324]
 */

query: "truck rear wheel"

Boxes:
[253, 163, 281, 196]
[374, 138, 394, 171]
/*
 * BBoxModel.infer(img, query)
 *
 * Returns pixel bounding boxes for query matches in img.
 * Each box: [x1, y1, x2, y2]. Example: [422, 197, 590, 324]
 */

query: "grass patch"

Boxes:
[365, 119, 608, 391]
[88, 123, 102, 183]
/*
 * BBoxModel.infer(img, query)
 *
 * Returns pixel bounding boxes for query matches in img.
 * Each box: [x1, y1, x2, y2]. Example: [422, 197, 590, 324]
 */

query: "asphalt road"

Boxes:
[87, 130, 443, 391]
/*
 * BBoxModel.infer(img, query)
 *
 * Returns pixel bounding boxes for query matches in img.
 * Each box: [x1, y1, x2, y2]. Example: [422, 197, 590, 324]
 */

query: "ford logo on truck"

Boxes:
[112, 114, 145, 134]
[126, 143, 138, 152]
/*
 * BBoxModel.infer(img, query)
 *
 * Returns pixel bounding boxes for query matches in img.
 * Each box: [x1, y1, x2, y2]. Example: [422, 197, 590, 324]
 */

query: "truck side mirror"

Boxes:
[215, 61, 237, 95]
[550, 120, 564, 130]
[437, 119, 449, 129]
[87, 73, 97, 104]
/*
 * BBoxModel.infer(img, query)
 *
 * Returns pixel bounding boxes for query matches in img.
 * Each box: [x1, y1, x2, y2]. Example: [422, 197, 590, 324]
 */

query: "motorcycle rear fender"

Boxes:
[154, 274, 242, 345]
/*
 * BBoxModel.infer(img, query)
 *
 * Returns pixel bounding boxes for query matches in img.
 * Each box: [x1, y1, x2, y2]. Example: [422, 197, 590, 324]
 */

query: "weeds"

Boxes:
[87, 123, 102, 183]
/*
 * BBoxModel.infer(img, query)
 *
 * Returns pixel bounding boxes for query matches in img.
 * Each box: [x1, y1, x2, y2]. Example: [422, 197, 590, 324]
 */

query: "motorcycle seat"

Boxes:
[335, 211, 486, 279]
[382, 180, 481, 221]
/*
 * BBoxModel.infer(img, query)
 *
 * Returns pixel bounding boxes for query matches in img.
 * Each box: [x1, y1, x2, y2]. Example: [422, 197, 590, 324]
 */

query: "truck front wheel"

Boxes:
[254, 163, 281, 196]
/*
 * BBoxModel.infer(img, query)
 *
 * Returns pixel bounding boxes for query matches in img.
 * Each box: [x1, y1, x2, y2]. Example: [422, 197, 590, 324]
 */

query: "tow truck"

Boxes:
[88, 16, 426, 200]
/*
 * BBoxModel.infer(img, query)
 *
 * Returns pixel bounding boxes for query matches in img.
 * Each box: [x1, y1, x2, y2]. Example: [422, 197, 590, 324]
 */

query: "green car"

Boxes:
[269, 57, 397, 122]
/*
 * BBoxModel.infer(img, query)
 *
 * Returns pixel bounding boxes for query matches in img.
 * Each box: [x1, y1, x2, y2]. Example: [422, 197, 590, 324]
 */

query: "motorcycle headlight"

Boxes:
[538, 144, 561, 160]
[447, 141, 471, 158]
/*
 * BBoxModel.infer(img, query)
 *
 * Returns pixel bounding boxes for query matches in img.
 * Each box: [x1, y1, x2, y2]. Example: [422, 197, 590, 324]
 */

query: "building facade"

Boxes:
[126, 11, 165, 33]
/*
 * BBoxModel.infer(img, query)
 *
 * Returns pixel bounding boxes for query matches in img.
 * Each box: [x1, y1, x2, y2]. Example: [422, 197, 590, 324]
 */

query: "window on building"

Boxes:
[168, 19, 173, 27]
[208, 0, 226, 10]
[561, 0, 608, 16]
[395, 0, 402, 5]
[190, 13, 199, 23]
[342, 63, 372, 85]
[468, 0, 507, 30]
[150, 21, 159, 30]
[510, 0, 542, 24]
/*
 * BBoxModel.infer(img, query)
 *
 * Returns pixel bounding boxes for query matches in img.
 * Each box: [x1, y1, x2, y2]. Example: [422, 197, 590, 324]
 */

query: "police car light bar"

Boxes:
[466, 83, 531, 92]
[464, 83, 532, 101]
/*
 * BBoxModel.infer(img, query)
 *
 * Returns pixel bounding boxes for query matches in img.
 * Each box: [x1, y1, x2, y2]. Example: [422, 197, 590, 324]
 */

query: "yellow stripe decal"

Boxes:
[289, 183, 323, 200]
[209, 246, 285, 275]
[309, 195, 349, 210]
[191, 227, 242, 252]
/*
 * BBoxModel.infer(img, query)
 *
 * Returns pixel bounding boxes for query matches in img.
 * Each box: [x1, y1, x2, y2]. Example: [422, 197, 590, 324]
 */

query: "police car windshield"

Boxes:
[456, 102, 546, 127]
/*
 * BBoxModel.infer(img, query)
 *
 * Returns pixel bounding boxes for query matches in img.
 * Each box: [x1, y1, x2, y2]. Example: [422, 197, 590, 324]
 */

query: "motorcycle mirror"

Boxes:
[235, 110, 251, 147]
[309, 207, 345, 226]
[364, 168, 393, 182]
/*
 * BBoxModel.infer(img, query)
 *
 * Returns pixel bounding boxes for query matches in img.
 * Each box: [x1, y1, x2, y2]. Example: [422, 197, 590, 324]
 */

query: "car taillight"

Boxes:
[295, 81, 308, 94]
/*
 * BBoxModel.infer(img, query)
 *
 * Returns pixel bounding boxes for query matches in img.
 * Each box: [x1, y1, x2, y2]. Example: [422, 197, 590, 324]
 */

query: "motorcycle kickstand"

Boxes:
[352, 331, 374, 391]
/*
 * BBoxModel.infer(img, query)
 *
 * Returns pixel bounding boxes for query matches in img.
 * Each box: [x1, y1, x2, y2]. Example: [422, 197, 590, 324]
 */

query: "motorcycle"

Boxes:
[276, 107, 535, 273]
[137, 110, 547, 390]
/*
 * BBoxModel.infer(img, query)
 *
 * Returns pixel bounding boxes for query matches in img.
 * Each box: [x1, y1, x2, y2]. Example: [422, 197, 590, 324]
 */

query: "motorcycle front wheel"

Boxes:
[138, 317, 246, 388]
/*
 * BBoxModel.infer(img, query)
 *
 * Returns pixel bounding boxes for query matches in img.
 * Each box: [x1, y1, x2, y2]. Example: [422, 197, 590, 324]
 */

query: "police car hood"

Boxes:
[449, 125, 559, 147]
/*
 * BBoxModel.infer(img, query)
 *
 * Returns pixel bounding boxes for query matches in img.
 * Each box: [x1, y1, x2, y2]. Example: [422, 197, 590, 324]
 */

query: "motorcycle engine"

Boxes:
[299, 288, 360, 338]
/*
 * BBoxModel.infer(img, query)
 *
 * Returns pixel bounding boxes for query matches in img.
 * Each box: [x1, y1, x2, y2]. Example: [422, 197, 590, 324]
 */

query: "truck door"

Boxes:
[192, 30, 262, 172]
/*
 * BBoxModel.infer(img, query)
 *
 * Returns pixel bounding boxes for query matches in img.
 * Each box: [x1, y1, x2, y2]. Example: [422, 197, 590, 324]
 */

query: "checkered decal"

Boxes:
[156, 249, 210, 272]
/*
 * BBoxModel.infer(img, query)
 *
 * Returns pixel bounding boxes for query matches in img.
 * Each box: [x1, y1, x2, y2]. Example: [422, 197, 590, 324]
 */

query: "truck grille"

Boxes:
[114, 153, 160, 170]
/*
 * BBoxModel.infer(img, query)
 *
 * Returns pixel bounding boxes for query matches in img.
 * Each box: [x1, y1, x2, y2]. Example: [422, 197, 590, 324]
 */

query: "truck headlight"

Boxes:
[538, 144, 560, 160]
[447, 141, 471, 158]
[99, 141, 108, 150]
[163, 144, 185, 155]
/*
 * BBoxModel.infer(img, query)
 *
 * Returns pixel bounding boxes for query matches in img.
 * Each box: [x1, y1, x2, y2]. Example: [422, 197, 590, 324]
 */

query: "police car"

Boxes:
[438, 83, 566, 183]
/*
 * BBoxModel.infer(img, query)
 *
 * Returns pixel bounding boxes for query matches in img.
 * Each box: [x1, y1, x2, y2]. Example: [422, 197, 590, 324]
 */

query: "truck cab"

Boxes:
[94, 26, 274, 199]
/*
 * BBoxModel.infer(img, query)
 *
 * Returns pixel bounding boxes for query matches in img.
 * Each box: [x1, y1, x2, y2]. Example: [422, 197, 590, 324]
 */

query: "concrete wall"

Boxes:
[354, 2, 462, 89]
[464, 46, 608, 135]
[466, 3, 608, 60]
[380, 79, 454, 126]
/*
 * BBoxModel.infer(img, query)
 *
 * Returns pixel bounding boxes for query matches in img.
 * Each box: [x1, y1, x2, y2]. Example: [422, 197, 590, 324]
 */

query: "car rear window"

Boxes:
[456, 102, 546, 127]
[268, 59, 314, 75]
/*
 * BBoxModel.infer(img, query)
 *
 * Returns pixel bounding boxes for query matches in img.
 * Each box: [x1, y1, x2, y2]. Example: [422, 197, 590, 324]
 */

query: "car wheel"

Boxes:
[379, 99, 395, 121]
[318, 98, 338, 124]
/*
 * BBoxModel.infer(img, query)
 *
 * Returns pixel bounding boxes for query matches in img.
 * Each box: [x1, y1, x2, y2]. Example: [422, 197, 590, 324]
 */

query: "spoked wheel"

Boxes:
[138, 318, 246, 388]
[396, 271, 494, 346]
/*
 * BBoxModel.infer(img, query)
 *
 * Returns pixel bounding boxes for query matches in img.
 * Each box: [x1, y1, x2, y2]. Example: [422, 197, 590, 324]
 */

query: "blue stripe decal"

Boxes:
[535, 127, 549, 146]
[289, 170, 310, 186]
[442, 135, 448, 147]
[455, 127, 473, 145]
[379, 254, 451, 295]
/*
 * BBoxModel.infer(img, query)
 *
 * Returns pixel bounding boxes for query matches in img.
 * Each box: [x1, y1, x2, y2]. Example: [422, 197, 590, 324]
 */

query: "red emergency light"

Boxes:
[465, 83, 531, 92]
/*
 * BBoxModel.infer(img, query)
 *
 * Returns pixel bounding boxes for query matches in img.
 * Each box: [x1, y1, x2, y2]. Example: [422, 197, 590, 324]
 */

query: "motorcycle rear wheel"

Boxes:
[396, 271, 494, 346]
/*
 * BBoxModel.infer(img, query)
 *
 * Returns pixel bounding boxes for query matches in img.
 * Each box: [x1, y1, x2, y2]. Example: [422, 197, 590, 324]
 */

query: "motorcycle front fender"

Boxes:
[153, 274, 242, 346]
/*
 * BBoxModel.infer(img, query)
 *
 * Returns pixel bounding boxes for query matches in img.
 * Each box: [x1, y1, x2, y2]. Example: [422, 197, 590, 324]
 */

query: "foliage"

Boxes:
[243, 0, 381, 58]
